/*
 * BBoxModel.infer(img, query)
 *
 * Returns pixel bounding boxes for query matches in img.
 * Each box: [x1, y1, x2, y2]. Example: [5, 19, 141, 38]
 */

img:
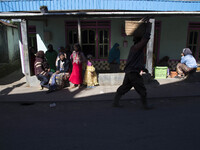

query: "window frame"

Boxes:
[65, 20, 111, 60]
[98, 29, 110, 59]
[187, 22, 200, 60]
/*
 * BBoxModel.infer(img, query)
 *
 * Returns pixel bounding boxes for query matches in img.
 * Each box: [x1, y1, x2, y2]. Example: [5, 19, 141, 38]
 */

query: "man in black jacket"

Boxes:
[47, 52, 71, 93]
[113, 20, 153, 109]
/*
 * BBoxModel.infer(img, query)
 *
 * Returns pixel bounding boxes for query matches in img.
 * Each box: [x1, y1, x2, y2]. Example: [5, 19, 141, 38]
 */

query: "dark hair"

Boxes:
[36, 51, 45, 58]
[58, 46, 66, 53]
[161, 56, 169, 62]
[87, 54, 93, 60]
[74, 43, 81, 52]
[59, 52, 65, 57]
[48, 44, 53, 51]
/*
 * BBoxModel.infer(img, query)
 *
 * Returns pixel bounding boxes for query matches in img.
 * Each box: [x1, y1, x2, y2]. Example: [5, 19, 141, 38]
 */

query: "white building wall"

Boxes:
[29, 16, 200, 61]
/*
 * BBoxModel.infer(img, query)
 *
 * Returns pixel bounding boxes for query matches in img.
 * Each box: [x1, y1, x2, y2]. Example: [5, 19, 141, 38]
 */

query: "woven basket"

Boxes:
[125, 20, 147, 37]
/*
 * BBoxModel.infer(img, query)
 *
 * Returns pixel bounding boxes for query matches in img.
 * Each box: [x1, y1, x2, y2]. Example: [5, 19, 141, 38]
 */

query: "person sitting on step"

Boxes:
[34, 51, 53, 90]
[176, 48, 197, 78]
[47, 52, 71, 93]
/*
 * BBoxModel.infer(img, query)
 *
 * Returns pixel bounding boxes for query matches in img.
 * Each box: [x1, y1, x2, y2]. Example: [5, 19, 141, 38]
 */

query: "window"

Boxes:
[66, 20, 111, 59]
[82, 29, 96, 57]
[68, 29, 78, 46]
[187, 23, 200, 60]
[98, 29, 109, 58]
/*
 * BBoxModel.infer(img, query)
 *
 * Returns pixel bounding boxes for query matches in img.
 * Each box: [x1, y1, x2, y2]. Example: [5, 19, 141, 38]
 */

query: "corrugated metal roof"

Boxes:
[0, 0, 200, 12]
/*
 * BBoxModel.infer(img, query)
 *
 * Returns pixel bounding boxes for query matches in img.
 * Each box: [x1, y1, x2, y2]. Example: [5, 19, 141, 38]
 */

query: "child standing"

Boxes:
[83, 55, 98, 88]
[69, 43, 86, 88]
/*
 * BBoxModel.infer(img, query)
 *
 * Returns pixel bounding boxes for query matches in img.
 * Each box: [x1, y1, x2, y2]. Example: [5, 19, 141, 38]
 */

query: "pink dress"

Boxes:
[69, 51, 85, 84]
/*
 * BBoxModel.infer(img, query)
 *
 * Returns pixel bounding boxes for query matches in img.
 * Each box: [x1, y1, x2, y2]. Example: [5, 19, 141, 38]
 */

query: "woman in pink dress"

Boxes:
[69, 43, 86, 88]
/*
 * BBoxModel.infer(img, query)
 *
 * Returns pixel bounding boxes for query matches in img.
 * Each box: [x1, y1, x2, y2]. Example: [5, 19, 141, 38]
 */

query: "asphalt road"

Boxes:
[1, 97, 200, 150]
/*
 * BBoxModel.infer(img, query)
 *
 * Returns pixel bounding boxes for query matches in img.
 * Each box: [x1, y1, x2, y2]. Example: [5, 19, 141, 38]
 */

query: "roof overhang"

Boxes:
[0, 20, 17, 28]
[1, 11, 200, 19]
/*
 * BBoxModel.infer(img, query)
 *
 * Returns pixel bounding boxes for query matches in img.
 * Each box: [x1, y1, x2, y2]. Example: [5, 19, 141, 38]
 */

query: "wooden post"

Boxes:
[146, 19, 155, 75]
[78, 18, 81, 45]
[20, 19, 31, 86]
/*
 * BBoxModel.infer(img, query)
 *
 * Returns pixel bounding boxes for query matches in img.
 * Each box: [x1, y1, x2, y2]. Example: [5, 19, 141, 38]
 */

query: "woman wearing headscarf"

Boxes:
[108, 43, 120, 73]
[69, 43, 87, 88]
[176, 48, 197, 78]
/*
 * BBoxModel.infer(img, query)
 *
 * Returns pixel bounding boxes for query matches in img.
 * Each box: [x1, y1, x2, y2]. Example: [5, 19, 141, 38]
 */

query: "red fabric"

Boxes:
[69, 63, 83, 84]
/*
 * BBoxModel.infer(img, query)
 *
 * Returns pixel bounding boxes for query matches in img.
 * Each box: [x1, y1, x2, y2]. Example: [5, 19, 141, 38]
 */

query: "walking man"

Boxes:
[113, 19, 152, 109]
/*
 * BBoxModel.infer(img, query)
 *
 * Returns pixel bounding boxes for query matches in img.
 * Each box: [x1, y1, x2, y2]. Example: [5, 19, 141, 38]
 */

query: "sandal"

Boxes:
[174, 75, 184, 79]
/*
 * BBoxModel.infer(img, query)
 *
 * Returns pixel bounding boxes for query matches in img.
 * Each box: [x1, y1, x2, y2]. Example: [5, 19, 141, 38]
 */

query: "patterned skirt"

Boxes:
[49, 72, 70, 89]
[83, 66, 98, 86]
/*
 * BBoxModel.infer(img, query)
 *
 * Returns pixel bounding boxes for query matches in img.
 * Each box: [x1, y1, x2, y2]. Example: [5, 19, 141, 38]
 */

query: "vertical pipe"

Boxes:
[18, 22, 25, 74]
[78, 18, 81, 45]
[146, 18, 155, 75]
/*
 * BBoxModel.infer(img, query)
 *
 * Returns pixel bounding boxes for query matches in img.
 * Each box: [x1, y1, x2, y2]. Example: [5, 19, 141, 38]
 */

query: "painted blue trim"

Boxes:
[1, 0, 200, 12]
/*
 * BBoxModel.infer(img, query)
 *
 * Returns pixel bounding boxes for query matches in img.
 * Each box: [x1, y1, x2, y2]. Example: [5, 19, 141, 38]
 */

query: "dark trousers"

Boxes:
[36, 72, 53, 88]
[117, 72, 146, 99]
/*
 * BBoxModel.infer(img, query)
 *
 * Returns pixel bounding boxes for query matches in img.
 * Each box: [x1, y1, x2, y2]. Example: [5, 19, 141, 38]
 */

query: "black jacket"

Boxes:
[57, 58, 70, 73]
[124, 33, 151, 73]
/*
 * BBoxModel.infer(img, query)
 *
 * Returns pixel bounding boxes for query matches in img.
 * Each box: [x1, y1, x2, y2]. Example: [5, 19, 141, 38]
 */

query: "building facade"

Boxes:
[0, 20, 19, 63]
[0, 0, 200, 85]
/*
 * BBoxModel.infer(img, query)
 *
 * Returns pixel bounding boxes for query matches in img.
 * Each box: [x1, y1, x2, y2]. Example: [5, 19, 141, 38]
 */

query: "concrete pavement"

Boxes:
[1, 70, 200, 102]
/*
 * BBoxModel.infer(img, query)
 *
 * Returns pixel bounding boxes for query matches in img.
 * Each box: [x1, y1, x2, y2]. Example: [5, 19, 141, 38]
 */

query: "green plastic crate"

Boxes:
[154, 66, 168, 79]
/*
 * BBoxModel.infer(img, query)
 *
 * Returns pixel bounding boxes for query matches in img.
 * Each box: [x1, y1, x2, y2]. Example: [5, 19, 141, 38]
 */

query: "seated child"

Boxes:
[83, 55, 99, 88]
